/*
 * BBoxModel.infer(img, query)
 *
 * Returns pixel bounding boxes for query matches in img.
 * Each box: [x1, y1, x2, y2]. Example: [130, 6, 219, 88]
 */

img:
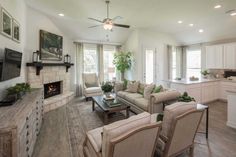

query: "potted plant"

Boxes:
[7, 83, 31, 99]
[113, 51, 132, 81]
[178, 92, 195, 102]
[201, 70, 210, 78]
[101, 82, 113, 97]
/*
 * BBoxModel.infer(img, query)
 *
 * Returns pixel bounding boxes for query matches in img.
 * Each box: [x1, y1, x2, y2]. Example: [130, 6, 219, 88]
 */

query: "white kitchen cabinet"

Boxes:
[224, 43, 236, 69]
[201, 82, 219, 103]
[220, 81, 236, 100]
[206, 46, 216, 69]
[205, 45, 224, 69]
[170, 83, 201, 103]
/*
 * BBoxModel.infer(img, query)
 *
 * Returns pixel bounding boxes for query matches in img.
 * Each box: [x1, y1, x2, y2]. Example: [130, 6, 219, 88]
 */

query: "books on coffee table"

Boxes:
[103, 95, 115, 101]
[103, 99, 121, 108]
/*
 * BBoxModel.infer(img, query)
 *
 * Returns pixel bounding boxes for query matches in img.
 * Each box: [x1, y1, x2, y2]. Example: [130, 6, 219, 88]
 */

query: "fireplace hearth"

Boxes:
[44, 81, 62, 99]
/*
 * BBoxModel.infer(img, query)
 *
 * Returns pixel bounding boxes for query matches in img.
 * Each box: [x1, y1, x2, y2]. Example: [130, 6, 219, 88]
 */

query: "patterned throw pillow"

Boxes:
[138, 83, 146, 95]
[125, 81, 139, 93]
[143, 84, 156, 99]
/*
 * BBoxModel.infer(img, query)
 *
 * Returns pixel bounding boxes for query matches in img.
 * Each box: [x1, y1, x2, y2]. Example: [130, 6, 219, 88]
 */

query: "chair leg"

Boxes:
[189, 146, 194, 157]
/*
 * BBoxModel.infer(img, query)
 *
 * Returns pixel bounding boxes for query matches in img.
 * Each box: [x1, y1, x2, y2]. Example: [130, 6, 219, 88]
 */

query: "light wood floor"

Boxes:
[192, 101, 236, 157]
[33, 100, 236, 157]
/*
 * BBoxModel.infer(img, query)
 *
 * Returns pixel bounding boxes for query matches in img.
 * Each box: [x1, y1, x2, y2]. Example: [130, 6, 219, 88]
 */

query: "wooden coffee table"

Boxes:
[92, 95, 130, 124]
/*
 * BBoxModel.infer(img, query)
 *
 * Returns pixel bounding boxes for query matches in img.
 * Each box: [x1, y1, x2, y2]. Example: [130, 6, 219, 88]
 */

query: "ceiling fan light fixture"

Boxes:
[103, 23, 113, 30]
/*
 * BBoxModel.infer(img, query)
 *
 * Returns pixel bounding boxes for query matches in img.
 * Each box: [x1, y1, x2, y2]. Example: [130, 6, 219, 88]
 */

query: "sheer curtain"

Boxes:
[75, 42, 84, 96]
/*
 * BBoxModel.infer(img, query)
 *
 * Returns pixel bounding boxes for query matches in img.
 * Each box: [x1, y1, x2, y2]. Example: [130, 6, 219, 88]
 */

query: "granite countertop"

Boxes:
[165, 78, 236, 85]
[165, 78, 221, 85]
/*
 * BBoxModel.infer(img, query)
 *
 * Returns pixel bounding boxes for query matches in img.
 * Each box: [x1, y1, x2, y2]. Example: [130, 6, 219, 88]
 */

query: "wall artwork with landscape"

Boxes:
[40, 30, 63, 61]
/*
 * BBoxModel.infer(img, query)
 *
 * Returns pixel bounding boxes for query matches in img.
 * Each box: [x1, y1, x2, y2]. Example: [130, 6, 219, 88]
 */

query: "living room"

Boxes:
[0, 0, 236, 157]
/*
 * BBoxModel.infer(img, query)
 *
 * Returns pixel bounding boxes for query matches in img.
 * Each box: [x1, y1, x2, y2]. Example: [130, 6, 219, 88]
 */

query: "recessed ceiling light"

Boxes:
[189, 24, 194, 27]
[199, 29, 204, 33]
[214, 5, 222, 9]
[58, 13, 64, 17]
[230, 12, 236, 16]
[178, 21, 183, 24]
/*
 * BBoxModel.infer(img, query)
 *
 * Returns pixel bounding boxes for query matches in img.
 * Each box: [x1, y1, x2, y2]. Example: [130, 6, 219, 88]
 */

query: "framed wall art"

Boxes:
[1, 8, 12, 38]
[12, 19, 20, 42]
[39, 30, 63, 61]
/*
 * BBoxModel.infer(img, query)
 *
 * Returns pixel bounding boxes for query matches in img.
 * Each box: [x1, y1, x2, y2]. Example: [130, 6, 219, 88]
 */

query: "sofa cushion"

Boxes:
[85, 87, 102, 94]
[134, 98, 149, 111]
[85, 82, 99, 88]
[143, 84, 155, 99]
[161, 101, 197, 138]
[124, 93, 143, 104]
[102, 112, 151, 157]
[125, 81, 139, 93]
[117, 91, 129, 99]
[137, 83, 147, 95]
[87, 127, 103, 152]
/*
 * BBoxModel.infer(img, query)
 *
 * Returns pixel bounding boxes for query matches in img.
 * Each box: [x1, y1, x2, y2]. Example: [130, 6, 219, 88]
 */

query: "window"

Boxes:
[186, 50, 201, 78]
[103, 46, 116, 81]
[171, 50, 177, 79]
[83, 45, 98, 73]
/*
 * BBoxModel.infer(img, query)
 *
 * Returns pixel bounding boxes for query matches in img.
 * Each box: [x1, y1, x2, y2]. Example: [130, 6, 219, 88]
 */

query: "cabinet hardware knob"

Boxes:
[26, 140, 29, 144]
[27, 132, 29, 136]
[26, 125, 29, 128]
[26, 117, 29, 120]
[26, 147, 29, 151]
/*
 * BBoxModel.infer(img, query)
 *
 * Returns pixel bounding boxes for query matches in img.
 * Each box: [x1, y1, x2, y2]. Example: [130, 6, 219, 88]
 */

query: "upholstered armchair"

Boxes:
[156, 102, 204, 157]
[82, 73, 103, 101]
[83, 112, 162, 157]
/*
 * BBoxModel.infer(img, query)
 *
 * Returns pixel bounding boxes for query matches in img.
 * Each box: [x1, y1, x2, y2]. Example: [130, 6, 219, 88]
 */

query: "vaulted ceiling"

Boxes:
[26, 0, 236, 45]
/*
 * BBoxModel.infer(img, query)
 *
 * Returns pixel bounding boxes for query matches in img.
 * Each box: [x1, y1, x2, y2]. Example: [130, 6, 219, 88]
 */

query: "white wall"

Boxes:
[123, 28, 179, 85]
[0, 0, 26, 99]
[0, 1, 75, 99]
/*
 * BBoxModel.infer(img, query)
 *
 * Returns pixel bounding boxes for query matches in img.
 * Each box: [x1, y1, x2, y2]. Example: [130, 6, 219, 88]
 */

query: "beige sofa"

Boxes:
[114, 82, 180, 114]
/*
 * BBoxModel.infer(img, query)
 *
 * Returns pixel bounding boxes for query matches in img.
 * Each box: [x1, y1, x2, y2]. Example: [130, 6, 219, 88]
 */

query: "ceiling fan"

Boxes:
[88, 0, 130, 30]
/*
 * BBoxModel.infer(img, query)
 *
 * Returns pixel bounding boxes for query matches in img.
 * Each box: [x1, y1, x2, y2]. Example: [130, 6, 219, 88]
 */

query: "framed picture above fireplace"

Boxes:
[39, 30, 63, 61]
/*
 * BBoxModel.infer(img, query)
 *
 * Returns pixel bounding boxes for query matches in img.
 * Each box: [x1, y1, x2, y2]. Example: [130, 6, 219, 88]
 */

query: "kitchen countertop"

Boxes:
[165, 78, 221, 85]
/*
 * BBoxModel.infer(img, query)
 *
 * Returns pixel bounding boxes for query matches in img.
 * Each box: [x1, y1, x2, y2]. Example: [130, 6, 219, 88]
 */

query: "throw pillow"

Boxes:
[138, 83, 146, 95]
[153, 85, 163, 93]
[125, 81, 139, 93]
[143, 84, 155, 99]
[156, 113, 164, 122]
[85, 82, 98, 88]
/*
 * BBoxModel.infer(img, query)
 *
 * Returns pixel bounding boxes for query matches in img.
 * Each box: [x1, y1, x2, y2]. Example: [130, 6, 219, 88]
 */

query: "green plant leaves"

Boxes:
[113, 52, 132, 73]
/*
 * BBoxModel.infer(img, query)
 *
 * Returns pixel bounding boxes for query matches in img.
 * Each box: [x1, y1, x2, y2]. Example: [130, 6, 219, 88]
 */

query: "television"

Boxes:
[0, 48, 22, 81]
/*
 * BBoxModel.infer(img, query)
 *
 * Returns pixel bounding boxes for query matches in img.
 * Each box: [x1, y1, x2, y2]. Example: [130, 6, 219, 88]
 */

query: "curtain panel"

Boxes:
[75, 42, 84, 96]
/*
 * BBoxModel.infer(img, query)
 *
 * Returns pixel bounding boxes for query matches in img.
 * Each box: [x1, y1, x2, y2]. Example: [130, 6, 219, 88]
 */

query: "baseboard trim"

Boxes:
[227, 121, 236, 129]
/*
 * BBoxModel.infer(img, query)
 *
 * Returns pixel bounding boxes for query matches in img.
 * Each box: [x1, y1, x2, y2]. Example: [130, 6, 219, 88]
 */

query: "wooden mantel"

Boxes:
[26, 62, 74, 75]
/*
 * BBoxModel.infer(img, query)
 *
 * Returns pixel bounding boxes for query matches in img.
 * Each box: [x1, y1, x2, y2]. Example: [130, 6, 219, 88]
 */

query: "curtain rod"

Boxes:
[73, 40, 122, 46]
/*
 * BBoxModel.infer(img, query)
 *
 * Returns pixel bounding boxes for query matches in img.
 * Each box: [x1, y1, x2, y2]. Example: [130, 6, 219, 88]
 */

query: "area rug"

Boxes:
[66, 98, 130, 157]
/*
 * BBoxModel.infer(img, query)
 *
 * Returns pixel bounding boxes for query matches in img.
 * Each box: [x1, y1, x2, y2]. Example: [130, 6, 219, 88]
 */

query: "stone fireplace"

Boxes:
[44, 81, 62, 99]
[27, 66, 74, 113]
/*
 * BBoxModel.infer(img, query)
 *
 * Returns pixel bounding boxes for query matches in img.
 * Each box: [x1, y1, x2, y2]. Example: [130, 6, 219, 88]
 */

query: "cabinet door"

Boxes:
[214, 45, 224, 69]
[206, 45, 224, 69]
[206, 46, 215, 69]
[224, 43, 236, 69]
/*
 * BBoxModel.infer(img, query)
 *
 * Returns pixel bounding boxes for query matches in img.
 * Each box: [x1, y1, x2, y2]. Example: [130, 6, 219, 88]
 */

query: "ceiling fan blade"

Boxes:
[88, 25, 102, 28]
[112, 16, 122, 21]
[113, 23, 130, 28]
[88, 17, 103, 23]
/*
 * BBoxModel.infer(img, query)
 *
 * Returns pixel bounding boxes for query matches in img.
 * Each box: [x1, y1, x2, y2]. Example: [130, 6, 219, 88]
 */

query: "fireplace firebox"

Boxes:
[44, 81, 61, 99]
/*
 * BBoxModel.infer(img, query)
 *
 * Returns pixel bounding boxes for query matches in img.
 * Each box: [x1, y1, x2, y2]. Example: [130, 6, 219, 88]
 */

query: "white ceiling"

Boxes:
[25, 0, 236, 45]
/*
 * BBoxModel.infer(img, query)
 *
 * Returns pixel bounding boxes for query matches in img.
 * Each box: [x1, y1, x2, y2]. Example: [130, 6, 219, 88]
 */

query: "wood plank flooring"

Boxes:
[33, 100, 236, 157]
